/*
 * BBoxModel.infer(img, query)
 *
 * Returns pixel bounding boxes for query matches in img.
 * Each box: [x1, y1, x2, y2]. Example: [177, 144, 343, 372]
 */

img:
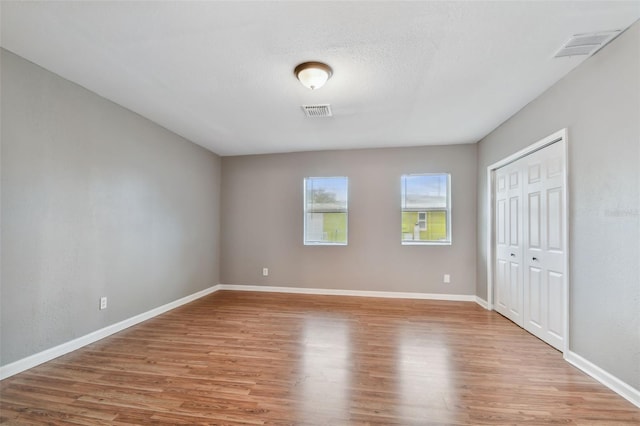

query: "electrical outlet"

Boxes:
[443, 274, 451, 284]
[262, 267, 269, 277]
[100, 296, 108, 310]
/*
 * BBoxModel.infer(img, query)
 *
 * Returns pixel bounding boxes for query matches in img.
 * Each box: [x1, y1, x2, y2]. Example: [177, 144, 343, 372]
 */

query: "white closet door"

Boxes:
[494, 140, 566, 351]
[523, 142, 565, 350]
[494, 163, 524, 327]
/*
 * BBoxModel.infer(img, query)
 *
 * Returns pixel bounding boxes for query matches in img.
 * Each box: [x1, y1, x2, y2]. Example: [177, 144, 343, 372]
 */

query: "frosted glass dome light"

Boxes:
[295, 62, 333, 90]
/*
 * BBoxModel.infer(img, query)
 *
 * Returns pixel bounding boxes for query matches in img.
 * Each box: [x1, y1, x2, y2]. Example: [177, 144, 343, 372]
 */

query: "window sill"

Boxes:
[401, 241, 452, 246]
[304, 242, 348, 246]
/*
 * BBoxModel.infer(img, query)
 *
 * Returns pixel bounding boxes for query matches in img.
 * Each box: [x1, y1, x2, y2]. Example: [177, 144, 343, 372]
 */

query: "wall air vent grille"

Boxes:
[554, 30, 621, 58]
[301, 104, 332, 118]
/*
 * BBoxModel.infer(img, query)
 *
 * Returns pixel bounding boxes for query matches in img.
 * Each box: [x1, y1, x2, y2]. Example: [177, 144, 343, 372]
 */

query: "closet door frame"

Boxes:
[486, 128, 569, 354]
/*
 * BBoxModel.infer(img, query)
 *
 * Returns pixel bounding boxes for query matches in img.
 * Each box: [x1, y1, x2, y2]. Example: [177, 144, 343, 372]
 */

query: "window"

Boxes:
[304, 176, 348, 245]
[401, 173, 451, 244]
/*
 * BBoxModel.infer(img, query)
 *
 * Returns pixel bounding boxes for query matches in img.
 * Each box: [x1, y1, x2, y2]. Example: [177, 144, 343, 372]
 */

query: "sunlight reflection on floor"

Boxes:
[396, 327, 456, 423]
[298, 315, 352, 422]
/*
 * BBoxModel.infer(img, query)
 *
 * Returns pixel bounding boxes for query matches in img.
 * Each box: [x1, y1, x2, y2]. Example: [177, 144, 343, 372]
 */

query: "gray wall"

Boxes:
[1, 49, 221, 365]
[221, 144, 477, 294]
[476, 24, 639, 388]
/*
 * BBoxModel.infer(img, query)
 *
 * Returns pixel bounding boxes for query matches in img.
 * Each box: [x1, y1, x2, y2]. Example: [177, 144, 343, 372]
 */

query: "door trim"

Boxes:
[486, 128, 569, 353]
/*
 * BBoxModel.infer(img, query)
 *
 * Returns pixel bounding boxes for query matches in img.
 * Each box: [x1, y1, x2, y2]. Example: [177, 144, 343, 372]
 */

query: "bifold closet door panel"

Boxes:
[495, 163, 524, 327]
[523, 142, 565, 350]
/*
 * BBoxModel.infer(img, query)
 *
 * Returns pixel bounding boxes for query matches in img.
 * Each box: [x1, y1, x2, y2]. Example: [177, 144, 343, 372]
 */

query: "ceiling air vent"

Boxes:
[554, 30, 621, 58]
[301, 104, 332, 118]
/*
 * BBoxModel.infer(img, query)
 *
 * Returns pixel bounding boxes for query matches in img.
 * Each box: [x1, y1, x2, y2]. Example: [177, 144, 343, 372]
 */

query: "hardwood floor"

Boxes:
[1, 290, 638, 425]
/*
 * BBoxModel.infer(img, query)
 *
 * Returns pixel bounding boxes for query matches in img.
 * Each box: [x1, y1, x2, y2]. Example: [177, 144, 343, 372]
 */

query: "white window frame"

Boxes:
[401, 173, 452, 245]
[303, 176, 348, 246]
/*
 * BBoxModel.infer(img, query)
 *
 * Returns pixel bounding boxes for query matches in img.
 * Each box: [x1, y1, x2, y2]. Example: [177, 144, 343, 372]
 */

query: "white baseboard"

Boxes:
[475, 296, 490, 310]
[564, 350, 640, 408]
[0, 284, 221, 380]
[218, 284, 477, 302]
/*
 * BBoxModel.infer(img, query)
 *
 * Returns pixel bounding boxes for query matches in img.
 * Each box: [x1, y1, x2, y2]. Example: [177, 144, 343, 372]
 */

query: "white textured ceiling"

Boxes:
[1, 1, 639, 156]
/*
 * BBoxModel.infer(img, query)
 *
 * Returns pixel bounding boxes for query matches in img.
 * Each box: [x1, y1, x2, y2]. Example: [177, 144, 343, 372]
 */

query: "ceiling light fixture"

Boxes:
[294, 62, 333, 90]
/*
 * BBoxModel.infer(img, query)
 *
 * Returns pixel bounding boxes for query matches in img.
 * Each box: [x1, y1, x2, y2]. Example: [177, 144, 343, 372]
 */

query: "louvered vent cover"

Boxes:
[301, 104, 332, 118]
[554, 30, 621, 58]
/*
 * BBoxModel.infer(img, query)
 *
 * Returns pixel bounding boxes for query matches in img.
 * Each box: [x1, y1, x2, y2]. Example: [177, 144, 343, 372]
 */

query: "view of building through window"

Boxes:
[304, 177, 348, 245]
[401, 174, 451, 244]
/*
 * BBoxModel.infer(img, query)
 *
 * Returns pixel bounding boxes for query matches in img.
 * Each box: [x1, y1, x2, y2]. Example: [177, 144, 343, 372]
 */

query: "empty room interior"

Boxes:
[1, 1, 639, 424]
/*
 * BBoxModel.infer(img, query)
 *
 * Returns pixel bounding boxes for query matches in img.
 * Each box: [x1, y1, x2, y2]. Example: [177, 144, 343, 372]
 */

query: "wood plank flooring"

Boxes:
[1, 290, 638, 425]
